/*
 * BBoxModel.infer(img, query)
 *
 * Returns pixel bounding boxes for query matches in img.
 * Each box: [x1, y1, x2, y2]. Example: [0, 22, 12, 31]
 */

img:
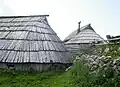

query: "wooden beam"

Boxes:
[0, 15, 49, 18]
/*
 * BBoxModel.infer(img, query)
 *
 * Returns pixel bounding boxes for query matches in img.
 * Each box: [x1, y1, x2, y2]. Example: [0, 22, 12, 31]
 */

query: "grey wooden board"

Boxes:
[64, 24, 105, 44]
[0, 15, 72, 64]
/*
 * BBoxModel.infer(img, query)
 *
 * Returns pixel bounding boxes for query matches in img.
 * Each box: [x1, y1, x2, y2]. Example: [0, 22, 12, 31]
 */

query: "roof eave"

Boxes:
[0, 15, 49, 18]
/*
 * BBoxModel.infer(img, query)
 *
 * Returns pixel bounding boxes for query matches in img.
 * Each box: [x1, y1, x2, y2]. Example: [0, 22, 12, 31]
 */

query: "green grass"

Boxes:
[0, 69, 74, 87]
[1, 43, 120, 87]
[1, 60, 120, 87]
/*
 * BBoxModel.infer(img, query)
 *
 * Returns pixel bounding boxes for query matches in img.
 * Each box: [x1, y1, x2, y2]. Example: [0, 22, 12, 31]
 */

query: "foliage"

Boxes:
[70, 59, 120, 87]
[1, 43, 120, 87]
[0, 68, 74, 87]
[1, 59, 120, 87]
[89, 43, 120, 58]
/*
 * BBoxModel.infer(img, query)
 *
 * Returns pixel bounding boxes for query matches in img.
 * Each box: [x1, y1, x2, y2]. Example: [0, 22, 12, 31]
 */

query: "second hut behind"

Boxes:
[64, 22, 105, 52]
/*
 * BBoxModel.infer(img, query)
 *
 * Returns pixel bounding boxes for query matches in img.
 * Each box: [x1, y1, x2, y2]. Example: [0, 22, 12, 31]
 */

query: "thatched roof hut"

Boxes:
[64, 22, 105, 52]
[0, 15, 71, 71]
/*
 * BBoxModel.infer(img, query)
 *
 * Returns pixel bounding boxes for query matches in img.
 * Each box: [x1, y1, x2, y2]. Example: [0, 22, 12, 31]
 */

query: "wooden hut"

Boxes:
[64, 22, 105, 52]
[106, 35, 120, 43]
[0, 15, 72, 71]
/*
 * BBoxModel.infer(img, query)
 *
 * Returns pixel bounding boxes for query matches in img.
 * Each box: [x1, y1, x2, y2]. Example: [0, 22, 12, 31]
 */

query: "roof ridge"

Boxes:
[0, 15, 49, 18]
[80, 23, 91, 29]
[64, 23, 92, 42]
[79, 23, 95, 32]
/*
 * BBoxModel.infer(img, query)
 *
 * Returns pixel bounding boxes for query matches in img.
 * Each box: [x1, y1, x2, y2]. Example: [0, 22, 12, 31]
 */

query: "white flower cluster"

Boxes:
[75, 54, 120, 74]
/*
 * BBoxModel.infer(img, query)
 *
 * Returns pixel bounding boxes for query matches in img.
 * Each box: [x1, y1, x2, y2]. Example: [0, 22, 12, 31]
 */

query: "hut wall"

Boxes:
[65, 43, 92, 52]
[0, 63, 69, 71]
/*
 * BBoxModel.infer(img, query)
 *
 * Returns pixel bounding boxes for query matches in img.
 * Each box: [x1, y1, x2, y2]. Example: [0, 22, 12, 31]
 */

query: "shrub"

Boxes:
[70, 58, 120, 87]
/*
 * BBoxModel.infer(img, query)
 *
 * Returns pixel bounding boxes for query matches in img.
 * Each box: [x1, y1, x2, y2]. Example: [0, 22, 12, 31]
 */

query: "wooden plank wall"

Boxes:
[0, 63, 69, 71]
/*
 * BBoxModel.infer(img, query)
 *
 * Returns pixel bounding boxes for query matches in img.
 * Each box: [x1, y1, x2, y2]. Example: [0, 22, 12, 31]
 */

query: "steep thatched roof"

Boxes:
[0, 15, 71, 63]
[64, 24, 105, 44]
[64, 24, 90, 42]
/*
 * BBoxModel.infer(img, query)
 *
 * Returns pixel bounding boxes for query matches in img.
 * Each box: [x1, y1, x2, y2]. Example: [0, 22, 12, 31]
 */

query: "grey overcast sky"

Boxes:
[0, 0, 120, 40]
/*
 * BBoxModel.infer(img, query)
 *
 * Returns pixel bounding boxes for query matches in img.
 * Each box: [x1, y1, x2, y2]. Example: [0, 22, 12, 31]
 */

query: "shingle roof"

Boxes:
[64, 24, 105, 44]
[0, 15, 71, 63]
[107, 35, 120, 41]
[64, 24, 90, 42]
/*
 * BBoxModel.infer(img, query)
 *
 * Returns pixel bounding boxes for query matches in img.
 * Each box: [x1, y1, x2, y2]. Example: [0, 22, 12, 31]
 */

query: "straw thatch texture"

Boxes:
[0, 15, 71, 71]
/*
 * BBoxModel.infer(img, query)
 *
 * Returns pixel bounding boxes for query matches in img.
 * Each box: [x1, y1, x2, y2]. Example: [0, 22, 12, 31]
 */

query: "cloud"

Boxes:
[0, 8, 3, 14]
[0, 0, 14, 15]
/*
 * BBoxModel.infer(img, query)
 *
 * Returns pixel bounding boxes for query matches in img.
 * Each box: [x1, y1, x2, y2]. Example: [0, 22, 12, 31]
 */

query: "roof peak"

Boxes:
[88, 23, 91, 26]
[0, 15, 49, 18]
[80, 23, 91, 29]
